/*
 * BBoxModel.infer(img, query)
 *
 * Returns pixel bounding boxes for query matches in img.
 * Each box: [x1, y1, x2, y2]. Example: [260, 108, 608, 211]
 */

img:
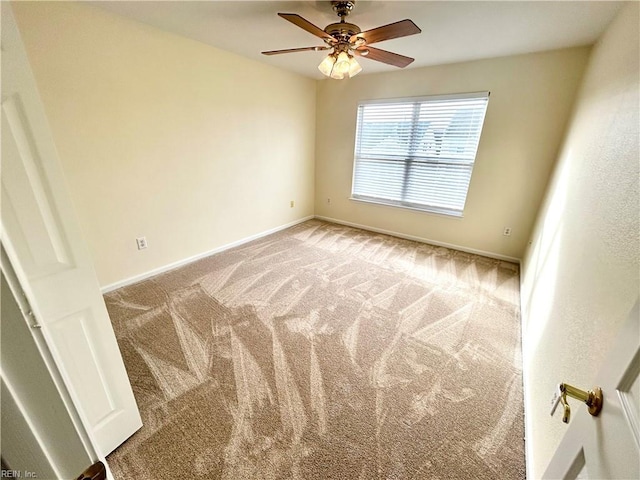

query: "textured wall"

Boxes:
[520, 2, 639, 477]
[13, 2, 317, 288]
[315, 48, 590, 260]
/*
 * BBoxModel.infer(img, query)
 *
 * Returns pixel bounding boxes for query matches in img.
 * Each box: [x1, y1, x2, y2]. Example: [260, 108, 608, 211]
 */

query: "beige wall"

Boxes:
[520, 2, 639, 477]
[12, 2, 316, 288]
[315, 48, 590, 260]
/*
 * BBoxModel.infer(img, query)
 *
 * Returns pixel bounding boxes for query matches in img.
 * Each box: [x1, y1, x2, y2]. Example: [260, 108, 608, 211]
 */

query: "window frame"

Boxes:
[349, 91, 490, 218]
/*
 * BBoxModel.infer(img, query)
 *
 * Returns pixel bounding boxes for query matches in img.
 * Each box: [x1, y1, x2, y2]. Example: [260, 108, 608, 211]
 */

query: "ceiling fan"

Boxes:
[262, 1, 421, 79]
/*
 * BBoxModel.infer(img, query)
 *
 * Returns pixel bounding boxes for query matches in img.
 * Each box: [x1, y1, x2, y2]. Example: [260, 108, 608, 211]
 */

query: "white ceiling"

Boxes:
[93, 1, 623, 80]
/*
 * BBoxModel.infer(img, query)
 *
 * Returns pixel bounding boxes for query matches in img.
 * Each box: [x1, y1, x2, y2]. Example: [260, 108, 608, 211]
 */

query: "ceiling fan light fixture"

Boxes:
[348, 56, 362, 77]
[330, 69, 345, 80]
[318, 54, 337, 76]
[319, 50, 361, 79]
[330, 51, 351, 79]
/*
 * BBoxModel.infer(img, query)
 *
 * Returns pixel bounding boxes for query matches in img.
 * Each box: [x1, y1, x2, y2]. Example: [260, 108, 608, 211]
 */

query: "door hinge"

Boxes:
[19, 290, 42, 329]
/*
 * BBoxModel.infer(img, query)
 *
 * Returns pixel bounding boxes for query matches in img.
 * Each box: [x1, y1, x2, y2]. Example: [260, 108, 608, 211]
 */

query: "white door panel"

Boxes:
[544, 301, 639, 479]
[2, 96, 73, 277]
[1, 3, 142, 457]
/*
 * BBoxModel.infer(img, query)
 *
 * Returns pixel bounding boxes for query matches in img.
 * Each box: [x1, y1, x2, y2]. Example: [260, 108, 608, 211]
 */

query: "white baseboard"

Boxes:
[519, 260, 534, 480]
[100, 216, 314, 293]
[102, 214, 521, 294]
[315, 215, 521, 264]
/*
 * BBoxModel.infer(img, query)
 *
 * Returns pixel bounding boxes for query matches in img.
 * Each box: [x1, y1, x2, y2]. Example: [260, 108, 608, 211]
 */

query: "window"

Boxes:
[351, 92, 489, 217]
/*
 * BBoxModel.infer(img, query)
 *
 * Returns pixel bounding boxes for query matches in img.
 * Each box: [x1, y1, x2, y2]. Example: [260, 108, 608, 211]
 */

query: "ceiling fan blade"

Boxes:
[351, 19, 421, 45]
[278, 13, 334, 41]
[262, 46, 330, 56]
[354, 46, 415, 68]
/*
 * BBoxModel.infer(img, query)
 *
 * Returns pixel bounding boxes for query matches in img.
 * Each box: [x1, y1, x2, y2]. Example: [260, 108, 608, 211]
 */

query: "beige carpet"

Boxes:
[105, 220, 525, 479]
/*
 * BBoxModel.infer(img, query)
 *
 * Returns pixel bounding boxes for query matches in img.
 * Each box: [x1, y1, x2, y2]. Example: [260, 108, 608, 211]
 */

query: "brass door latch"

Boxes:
[550, 383, 603, 424]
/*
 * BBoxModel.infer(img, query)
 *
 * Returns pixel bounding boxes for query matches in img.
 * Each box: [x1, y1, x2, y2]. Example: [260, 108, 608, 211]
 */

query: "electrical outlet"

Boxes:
[503, 227, 512, 236]
[290, 200, 295, 208]
[136, 237, 147, 250]
[327, 198, 331, 204]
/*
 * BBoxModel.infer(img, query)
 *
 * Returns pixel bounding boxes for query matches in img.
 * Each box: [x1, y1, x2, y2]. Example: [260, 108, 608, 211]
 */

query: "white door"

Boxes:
[1, 3, 142, 456]
[544, 301, 639, 479]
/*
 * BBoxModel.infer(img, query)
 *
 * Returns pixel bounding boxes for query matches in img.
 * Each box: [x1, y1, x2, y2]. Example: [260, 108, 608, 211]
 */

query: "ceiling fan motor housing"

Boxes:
[326, 1, 361, 44]
[324, 22, 361, 42]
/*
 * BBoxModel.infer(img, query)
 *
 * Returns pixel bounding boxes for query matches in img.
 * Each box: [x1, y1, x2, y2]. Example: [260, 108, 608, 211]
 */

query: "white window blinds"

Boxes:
[351, 92, 489, 216]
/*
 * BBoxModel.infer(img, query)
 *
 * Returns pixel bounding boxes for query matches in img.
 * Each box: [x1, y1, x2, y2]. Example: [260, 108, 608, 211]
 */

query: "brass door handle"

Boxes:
[550, 383, 603, 424]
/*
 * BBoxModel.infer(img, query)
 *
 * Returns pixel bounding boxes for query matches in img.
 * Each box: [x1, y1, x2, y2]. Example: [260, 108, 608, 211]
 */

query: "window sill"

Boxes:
[349, 197, 464, 219]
